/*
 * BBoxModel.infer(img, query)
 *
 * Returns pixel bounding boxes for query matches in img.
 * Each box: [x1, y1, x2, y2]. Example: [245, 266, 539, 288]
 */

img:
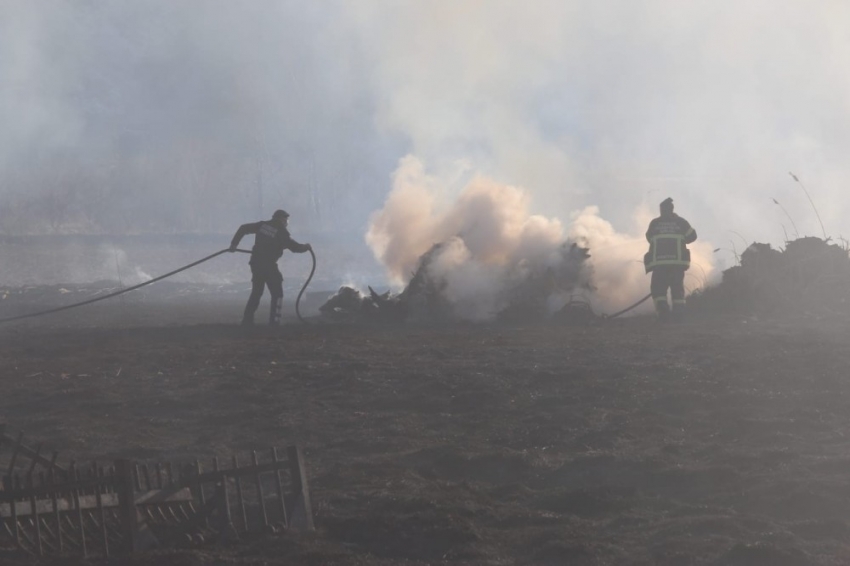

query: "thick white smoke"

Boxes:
[367, 156, 565, 319]
[346, 1, 850, 256]
[367, 156, 564, 284]
[568, 206, 717, 313]
[367, 156, 716, 319]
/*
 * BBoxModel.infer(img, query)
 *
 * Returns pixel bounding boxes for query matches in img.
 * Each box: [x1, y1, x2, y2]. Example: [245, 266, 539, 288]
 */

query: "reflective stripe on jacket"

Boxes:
[644, 214, 696, 271]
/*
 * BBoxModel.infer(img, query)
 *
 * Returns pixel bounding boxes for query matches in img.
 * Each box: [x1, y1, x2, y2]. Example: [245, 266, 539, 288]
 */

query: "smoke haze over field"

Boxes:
[0, 1, 397, 235]
[2, 1, 849, 304]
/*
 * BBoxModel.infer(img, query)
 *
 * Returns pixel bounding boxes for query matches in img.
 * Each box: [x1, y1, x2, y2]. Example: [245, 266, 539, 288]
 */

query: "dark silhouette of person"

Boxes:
[644, 198, 696, 322]
[230, 209, 311, 325]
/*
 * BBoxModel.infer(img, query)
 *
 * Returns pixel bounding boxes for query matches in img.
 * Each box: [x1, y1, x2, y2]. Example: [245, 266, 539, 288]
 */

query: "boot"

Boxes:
[672, 300, 686, 323]
[242, 293, 260, 326]
[654, 298, 670, 323]
[269, 297, 282, 326]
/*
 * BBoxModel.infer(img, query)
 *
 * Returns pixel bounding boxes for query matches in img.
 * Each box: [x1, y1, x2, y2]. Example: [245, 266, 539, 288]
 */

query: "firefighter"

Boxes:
[644, 197, 696, 322]
[230, 209, 312, 326]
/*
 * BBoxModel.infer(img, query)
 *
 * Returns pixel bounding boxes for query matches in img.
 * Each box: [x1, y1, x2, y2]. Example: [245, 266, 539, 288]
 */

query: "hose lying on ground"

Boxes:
[602, 293, 653, 319]
[0, 248, 251, 324]
[294, 248, 317, 324]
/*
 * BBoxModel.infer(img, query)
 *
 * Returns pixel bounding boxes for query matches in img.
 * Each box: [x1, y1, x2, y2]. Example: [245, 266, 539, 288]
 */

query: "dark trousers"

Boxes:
[650, 265, 686, 318]
[243, 261, 283, 325]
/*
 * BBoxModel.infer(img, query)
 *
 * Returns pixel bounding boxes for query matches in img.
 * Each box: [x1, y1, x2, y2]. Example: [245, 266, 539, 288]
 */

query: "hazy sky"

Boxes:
[2, 0, 849, 263]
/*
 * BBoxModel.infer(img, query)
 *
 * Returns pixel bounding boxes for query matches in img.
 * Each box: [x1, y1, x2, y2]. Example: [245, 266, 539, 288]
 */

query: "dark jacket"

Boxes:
[231, 221, 310, 265]
[644, 213, 696, 272]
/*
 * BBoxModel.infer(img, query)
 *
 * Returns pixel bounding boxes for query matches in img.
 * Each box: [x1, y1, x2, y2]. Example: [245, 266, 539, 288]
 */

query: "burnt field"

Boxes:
[2, 298, 850, 565]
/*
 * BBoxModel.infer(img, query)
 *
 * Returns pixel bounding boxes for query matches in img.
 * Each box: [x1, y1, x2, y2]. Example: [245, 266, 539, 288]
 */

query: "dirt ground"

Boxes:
[2, 292, 850, 565]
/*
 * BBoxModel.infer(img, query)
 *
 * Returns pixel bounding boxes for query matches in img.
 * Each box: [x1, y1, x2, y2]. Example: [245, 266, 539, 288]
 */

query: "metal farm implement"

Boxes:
[0, 424, 314, 558]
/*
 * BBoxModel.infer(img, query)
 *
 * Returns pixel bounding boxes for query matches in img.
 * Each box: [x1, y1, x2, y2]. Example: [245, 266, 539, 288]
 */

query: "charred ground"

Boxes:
[2, 297, 850, 565]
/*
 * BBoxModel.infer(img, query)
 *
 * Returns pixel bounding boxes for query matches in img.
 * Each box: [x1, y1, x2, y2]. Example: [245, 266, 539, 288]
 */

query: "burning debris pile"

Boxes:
[320, 241, 594, 323]
[690, 237, 850, 315]
[325, 156, 716, 323]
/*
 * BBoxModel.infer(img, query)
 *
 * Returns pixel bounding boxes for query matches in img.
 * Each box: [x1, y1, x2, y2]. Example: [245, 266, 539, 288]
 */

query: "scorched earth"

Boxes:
[1, 298, 850, 566]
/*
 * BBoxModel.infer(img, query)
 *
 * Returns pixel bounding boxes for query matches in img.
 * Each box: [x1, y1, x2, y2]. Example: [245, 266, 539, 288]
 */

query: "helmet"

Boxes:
[660, 197, 674, 213]
[272, 209, 290, 222]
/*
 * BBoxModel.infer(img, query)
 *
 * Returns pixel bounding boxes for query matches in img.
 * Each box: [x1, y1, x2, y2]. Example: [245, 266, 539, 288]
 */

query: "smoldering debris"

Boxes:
[319, 285, 407, 323]
[320, 240, 594, 323]
[323, 234, 850, 323]
[690, 236, 850, 315]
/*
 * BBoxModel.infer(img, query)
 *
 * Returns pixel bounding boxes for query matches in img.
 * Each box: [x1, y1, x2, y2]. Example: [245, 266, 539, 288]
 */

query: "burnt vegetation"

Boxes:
[3, 313, 850, 565]
[320, 242, 593, 323]
[690, 236, 850, 317]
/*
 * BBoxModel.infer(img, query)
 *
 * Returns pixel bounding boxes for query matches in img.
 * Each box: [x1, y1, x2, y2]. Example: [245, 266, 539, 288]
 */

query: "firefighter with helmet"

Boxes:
[230, 209, 312, 326]
[644, 198, 697, 322]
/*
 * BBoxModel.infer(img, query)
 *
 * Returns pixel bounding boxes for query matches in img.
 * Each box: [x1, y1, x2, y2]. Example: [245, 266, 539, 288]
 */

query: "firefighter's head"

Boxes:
[660, 197, 674, 216]
[271, 209, 290, 227]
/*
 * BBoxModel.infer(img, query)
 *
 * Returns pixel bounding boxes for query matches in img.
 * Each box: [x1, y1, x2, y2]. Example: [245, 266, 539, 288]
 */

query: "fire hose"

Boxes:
[602, 293, 652, 319]
[295, 248, 316, 324]
[0, 247, 317, 325]
[0, 241, 646, 324]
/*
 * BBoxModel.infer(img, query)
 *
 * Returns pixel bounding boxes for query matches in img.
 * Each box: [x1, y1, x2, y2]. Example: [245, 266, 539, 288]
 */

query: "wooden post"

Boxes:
[213, 457, 236, 541]
[272, 448, 288, 527]
[252, 451, 268, 528]
[10, 474, 20, 549]
[115, 459, 138, 554]
[232, 455, 248, 532]
[49, 468, 63, 552]
[71, 464, 87, 558]
[94, 465, 109, 557]
[286, 446, 314, 531]
[28, 474, 43, 555]
[194, 460, 209, 528]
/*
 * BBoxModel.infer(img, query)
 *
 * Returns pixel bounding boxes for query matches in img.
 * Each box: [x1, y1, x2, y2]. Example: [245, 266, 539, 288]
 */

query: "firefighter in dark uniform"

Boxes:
[644, 198, 696, 322]
[230, 209, 312, 325]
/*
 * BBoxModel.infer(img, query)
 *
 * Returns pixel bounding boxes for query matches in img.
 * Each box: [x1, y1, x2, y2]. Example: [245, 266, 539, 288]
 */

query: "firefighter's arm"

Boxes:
[287, 239, 312, 254]
[683, 221, 697, 244]
[230, 222, 259, 251]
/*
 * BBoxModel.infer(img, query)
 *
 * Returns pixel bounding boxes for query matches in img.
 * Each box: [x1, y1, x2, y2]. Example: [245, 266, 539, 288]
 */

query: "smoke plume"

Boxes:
[367, 156, 716, 318]
[567, 205, 717, 313]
